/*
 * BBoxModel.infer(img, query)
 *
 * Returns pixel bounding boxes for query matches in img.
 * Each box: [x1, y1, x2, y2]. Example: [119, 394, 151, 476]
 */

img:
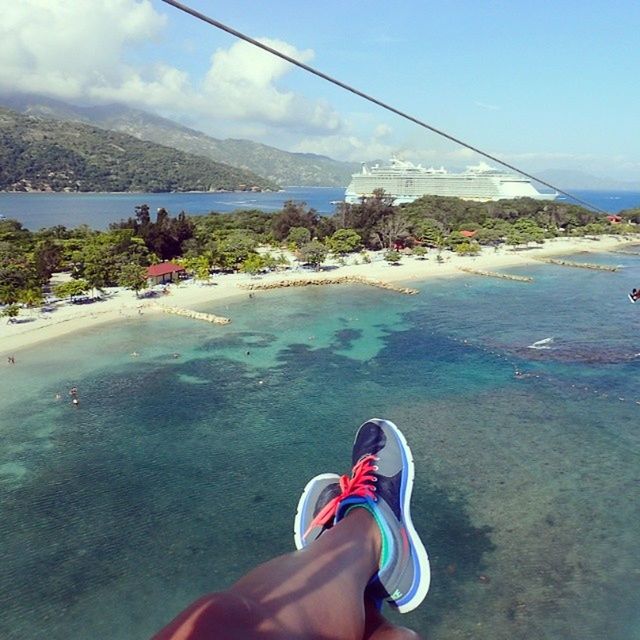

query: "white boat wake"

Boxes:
[528, 337, 555, 350]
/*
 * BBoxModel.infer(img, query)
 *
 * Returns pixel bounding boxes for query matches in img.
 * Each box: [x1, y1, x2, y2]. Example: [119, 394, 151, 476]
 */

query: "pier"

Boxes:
[458, 267, 533, 282]
[240, 275, 419, 295]
[156, 306, 231, 324]
[535, 258, 619, 272]
[611, 249, 640, 256]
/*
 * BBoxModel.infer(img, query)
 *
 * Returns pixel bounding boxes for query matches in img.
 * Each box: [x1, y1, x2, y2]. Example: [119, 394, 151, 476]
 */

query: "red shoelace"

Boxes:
[304, 453, 378, 540]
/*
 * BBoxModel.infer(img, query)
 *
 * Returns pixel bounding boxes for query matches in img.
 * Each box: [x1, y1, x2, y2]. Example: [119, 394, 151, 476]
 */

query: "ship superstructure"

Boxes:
[344, 158, 556, 204]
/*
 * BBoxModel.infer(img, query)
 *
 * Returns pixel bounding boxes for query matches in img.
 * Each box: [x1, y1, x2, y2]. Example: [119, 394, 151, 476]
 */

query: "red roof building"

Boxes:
[607, 215, 622, 224]
[146, 262, 186, 285]
[460, 229, 477, 238]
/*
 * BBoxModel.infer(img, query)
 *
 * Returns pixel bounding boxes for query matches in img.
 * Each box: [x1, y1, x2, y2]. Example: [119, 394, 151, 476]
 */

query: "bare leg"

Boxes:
[153, 508, 381, 640]
[363, 598, 424, 640]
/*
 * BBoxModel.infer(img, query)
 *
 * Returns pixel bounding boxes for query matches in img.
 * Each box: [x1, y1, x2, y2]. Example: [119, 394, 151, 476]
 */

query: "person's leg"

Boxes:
[362, 597, 423, 640]
[152, 507, 381, 640]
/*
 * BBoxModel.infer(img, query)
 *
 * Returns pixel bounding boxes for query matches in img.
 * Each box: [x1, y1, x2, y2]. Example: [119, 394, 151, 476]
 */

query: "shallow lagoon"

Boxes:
[1, 251, 639, 639]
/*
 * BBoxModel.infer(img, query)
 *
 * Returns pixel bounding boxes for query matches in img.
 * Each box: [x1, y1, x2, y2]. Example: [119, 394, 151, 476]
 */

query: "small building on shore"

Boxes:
[146, 262, 186, 285]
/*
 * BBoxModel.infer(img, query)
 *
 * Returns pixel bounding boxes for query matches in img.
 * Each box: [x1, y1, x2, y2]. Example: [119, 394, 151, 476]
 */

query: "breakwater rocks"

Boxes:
[611, 249, 640, 256]
[458, 267, 533, 282]
[535, 258, 619, 271]
[240, 275, 419, 295]
[156, 306, 231, 324]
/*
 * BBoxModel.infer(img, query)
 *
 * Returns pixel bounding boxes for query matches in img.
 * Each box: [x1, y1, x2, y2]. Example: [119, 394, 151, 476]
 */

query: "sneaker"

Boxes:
[306, 418, 430, 613]
[293, 472, 385, 612]
[293, 473, 340, 550]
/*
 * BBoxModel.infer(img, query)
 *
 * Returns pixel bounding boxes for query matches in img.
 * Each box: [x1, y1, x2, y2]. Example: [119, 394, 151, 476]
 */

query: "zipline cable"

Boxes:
[160, 0, 608, 215]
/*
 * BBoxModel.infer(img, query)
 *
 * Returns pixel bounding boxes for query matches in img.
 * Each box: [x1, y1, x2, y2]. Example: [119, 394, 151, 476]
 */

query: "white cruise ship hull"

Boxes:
[344, 160, 556, 204]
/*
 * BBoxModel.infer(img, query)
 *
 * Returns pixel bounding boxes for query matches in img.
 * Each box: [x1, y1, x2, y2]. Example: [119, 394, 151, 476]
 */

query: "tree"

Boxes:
[513, 218, 545, 244]
[454, 242, 481, 256]
[181, 256, 212, 283]
[326, 228, 362, 255]
[33, 240, 63, 282]
[412, 219, 445, 249]
[413, 246, 428, 260]
[54, 279, 90, 300]
[298, 240, 328, 270]
[374, 211, 410, 249]
[118, 263, 149, 297]
[272, 201, 319, 241]
[74, 230, 150, 290]
[286, 226, 312, 249]
[215, 231, 258, 270]
[506, 229, 525, 249]
[384, 250, 402, 265]
[17, 288, 44, 310]
[332, 190, 395, 248]
[2, 304, 20, 323]
[241, 253, 267, 276]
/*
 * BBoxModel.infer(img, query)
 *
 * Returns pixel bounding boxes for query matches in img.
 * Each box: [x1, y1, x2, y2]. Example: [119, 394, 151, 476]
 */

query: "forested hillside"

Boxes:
[0, 107, 278, 193]
[1, 94, 359, 187]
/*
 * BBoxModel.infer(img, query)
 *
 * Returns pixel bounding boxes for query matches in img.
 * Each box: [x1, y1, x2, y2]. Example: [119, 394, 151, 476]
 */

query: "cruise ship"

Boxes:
[344, 158, 556, 204]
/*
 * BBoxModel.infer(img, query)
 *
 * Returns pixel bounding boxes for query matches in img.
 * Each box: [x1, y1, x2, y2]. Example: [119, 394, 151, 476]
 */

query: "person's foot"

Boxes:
[303, 418, 430, 613]
[293, 473, 341, 550]
[294, 472, 385, 612]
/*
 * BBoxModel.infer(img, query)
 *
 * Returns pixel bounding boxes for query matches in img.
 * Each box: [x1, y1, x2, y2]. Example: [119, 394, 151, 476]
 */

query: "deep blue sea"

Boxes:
[1, 188, 639, 231]
[1, 247, 639, 639]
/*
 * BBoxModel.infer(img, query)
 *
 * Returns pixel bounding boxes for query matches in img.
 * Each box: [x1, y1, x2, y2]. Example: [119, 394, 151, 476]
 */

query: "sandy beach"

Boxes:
[1, 234, 637, 356]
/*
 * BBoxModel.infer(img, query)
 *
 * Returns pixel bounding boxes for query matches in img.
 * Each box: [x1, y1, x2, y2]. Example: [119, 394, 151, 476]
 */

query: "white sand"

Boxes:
[1, 234, 636, 356]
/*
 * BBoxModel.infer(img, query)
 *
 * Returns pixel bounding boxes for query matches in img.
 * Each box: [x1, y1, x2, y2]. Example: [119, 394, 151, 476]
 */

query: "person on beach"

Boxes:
[152, 418, 429, 640]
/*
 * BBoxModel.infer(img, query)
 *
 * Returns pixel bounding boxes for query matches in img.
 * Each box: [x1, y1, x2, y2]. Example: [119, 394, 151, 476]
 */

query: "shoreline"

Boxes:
[1, 234, 637, 356]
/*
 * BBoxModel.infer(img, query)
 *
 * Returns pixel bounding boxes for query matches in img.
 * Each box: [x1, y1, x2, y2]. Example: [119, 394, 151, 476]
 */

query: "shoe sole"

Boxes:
[293, 472, 340, 550]
[368, 418, 431, 613]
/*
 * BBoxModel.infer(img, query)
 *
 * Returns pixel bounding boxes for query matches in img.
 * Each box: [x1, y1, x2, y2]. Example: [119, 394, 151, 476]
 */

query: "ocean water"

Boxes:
[0, 187, 345, 231]
[1, 188, 639, 231]
[1, 249, 639, 639]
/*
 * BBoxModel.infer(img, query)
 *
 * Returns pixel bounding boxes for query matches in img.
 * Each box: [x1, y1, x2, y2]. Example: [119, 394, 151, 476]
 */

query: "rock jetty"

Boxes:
[458, 267, 533, 282]
[535, 258, 619, 271]
[611, 249, 640, 256]
[156, 306, 231, 324]
[240, 275, 419, 295]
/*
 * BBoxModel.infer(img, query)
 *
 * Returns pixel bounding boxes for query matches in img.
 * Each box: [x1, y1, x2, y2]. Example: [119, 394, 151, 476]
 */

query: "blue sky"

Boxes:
[1, 0, 639, 182]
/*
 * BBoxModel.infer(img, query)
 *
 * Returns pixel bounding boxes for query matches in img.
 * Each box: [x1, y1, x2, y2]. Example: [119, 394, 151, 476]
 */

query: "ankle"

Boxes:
[344, 505, 382, 565]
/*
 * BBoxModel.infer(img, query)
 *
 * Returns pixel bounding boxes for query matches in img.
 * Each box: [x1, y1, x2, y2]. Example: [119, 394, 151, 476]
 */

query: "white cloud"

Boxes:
[0, 4, 342, 138]
[199, 38, 341, 133]
[0, 0, 166, 100]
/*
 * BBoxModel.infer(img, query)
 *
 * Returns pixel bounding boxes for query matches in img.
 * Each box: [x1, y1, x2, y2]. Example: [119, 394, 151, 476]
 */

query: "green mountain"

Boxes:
[1, 94, 359, 187]
[0, 107, 278, 193]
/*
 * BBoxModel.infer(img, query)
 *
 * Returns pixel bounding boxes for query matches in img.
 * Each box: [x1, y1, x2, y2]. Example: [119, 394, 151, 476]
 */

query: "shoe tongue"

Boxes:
[352, 422, 386, 465]
[314, 484, 341, 517]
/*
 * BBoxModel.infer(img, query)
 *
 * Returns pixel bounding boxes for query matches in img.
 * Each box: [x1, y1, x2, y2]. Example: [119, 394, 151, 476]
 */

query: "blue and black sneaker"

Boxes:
[298, 418, 430, 613]
[293, 472, 340, 550]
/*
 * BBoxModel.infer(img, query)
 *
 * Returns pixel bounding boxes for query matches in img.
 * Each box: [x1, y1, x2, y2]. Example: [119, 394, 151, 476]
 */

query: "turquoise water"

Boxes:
[1, 251, 639, 639]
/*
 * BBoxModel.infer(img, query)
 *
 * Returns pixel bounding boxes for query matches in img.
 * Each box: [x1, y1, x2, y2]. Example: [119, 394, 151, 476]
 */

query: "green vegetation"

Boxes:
[1, 194, 637, 311]
[1, 94, 359, 188]
[0, 107, 278, 192]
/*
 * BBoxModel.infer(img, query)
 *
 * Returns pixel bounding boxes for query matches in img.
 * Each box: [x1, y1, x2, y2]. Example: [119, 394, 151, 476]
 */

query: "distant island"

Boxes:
[0, 107, 279, 193]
